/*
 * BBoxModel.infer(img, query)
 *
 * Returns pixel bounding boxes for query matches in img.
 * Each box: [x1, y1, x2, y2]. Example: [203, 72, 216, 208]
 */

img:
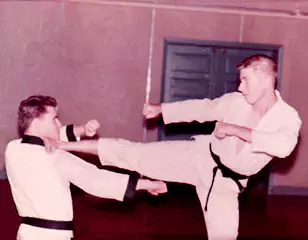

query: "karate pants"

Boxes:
[98, 138, 241, 240]
[17, 224, 73, 240]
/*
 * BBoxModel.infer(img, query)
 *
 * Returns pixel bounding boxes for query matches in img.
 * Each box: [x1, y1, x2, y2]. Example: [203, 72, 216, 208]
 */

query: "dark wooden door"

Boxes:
[158, 38, 282, 195]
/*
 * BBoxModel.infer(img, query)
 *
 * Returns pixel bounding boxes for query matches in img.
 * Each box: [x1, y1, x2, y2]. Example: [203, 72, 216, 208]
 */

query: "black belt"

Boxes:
[21, 217, 74, 230]
[204, 144, 249, 211]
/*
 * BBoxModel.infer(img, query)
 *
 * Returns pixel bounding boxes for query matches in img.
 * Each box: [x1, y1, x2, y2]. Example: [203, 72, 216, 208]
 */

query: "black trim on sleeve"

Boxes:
[66, 124, 77, 142]
[123, 175, 139, 202]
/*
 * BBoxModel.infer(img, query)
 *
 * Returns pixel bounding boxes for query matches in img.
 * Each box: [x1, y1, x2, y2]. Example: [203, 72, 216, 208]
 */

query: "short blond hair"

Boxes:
[237, 54, 277, 78]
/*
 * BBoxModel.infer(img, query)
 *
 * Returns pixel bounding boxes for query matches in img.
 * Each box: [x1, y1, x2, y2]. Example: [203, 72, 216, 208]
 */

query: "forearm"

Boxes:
[59, 140, 99, 155]
[59, 153, 133, 201]
[231, 125, 252, 142]
[162, 99, 222, 124]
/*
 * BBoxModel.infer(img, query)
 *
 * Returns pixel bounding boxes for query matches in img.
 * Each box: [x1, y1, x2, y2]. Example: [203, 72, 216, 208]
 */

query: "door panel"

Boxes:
[158, 39, 282, 195]
[160, 40, 280, 141]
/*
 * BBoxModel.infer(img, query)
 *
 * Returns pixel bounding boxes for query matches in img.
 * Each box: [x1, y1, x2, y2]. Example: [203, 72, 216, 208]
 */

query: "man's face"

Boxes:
[38, 106, 62, 140]
[238, 67, 266, 105]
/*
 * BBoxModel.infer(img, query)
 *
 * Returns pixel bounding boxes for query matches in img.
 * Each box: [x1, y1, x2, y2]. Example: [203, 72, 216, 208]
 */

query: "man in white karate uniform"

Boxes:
[57, 55, 302, 240]
[5, 95, 167, 240]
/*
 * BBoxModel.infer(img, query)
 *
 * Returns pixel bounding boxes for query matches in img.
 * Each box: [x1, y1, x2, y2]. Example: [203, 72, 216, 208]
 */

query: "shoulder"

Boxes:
[213, 92, 246, 108]
[5, 138, 46, 161]
[5, 139, 22, 152]
[276, 94, 301, 126]
[217, 91, 243, 101]
[278, 95, 301, 120]
[5, 139, 23, 167]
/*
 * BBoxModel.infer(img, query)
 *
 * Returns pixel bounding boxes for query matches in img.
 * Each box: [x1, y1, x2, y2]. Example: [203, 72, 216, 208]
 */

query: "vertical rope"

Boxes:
[142, 6, 156, 143]
[145, 6, 156, 104]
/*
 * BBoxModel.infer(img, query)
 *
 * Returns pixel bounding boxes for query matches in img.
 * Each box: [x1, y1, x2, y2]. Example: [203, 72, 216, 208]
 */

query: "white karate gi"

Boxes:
[96, 91, 301, 240]
[5, 126, 138, 240]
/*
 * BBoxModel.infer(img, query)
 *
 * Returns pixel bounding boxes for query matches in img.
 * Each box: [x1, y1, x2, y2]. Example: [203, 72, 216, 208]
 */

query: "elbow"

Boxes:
[275, 149, 292, 159]
[274, 138, 298, 158]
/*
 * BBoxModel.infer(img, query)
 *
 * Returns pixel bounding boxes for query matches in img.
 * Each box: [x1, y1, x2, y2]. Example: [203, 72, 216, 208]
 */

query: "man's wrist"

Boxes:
[73, 125, 86, 137]
[231, 125, 241, 137]
[136, 179, 149, 191]
[232, 125, 252, 142]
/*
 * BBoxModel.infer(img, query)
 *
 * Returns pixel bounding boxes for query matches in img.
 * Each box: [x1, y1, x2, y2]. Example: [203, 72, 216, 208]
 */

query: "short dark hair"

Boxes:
[237, 54, 277, 78]
[18, 95, 57, 137]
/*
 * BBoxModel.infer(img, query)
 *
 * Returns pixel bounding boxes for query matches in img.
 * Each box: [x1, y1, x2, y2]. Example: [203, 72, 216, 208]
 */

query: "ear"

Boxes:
[30, 118, 42, 130]
[264, 74, 274, 87]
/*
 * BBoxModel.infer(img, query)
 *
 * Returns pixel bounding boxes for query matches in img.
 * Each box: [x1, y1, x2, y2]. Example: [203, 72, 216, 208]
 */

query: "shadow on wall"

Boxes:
[0, 132, 18, 180]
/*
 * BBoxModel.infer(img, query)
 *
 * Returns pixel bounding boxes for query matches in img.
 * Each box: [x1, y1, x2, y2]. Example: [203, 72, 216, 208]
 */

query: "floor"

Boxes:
[1, 178, 308, 240]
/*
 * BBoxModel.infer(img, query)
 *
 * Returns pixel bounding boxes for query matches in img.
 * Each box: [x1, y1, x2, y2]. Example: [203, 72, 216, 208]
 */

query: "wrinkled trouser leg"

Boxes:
[204, 189, 239, 240]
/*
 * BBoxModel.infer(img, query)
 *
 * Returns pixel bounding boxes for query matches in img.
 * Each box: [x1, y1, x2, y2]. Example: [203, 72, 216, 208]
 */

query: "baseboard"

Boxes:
[0, 170, 7, 180]
[270, 186, 308, 196]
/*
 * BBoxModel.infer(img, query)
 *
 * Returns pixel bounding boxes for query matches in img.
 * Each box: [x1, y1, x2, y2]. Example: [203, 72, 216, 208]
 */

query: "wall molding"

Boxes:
[270, 186, 308, 196]
[0, 170, 7, 180]
[69, 0, 308, 20]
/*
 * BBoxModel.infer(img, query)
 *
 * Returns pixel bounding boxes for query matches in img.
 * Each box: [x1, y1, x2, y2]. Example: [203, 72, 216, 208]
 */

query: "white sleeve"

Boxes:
[57, 150, 137, 201]
[161, 92, 239, 124]
[251, 110, 302, 158]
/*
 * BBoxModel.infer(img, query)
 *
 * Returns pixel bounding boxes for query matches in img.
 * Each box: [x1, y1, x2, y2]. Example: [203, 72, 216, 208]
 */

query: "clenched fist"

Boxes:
[214, 121, 237, 139]
[84, 119, 100, 137]
[137, 179, 168, 196]
[143, 103, 162, 119]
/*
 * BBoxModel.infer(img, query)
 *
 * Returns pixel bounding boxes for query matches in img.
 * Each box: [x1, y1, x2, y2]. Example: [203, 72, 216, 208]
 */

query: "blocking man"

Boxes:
[5, 95, 167, 240]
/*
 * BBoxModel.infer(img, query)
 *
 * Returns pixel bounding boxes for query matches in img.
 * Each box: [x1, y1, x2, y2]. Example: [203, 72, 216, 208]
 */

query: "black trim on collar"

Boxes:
[21, 135, 45, 146]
